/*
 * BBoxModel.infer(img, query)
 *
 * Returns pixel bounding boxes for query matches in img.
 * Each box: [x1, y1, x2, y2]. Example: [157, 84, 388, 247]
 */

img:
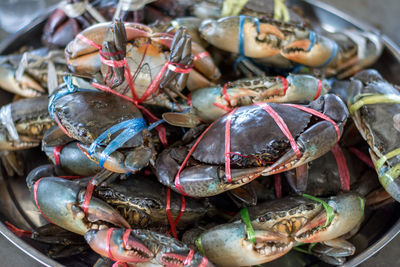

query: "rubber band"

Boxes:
[53, 145, 66, 166]
[195, 236, 205, 255]
[106, 228, 117, 261]
[221, 0, 249, 17]
[183, 249, 194, 265]
[348, 147, 374, 169]
[274, 0, 290, 22]
[375, 147, 400, 170]
[313, 79, 322, 100]
[307, 31, 316, 52]
[224, 109, 237, 183]
[283, 104, 340, 142]
[302, 194, 334, 228]
[76, 33, 102, 50]
[33, 178, 55, 224]
[166, 187, 185, 239]
[318, 41, 338, 68]
[122, 229, 132, 249]
[274, 174, 282, 198]
[4, 221, 32, 238]
[349, 94, 400, 114]
[277, 76, 288, 95]
[58, 175, 83, 180]
[187, 93, 192, 106]
[193, 51, 210, 61]
[240, 207, 256, 244]
[199, 257, 209, 267]
[82, 176, 95, 216]
[255, 103, 302, 159]
[238, 16, 259, 57]
[331, 144, 350, 191]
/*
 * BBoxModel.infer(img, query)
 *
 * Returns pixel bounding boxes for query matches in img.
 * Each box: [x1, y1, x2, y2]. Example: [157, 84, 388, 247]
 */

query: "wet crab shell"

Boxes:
[53, 91, 144, 148]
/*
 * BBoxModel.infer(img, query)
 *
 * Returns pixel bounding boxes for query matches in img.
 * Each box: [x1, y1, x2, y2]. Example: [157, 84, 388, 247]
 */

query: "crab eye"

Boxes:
[258, 217, 266, 222]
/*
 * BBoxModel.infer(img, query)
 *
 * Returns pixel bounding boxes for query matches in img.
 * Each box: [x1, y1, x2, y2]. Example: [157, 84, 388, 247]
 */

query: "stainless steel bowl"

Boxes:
[0, 1, 399, 266]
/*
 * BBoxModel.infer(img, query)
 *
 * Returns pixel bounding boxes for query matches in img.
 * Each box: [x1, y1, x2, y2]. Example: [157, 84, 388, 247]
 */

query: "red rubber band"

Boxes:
[76, 34, 101, 50]
[222, 83, 232, 107]
[99, 50, 124, 57]
[33, 178, 55, 224]
[122, 229, 132, 249]
[106, 228, 117, 261]
[82, 176, 96, 216]
[166, 188, 185, 239]
[199, 257, 209, 267]
[277, 76, 288, 95]
[331, 144, 350, 191]
[225, 109, 237, 183]
[193, 51, 210, 61]
[100, 56, 127, 68]
[53, 145, 66, 165]
[4, 221, 32, 237]
[184, 249, 195, 265]
[348, 147, 374, 169]
[283, 104, 340, 142]
[58, 175, 83, 180]
[313, 79, 322, 100]
[256, 103, 302, 159]
[213, 102, 232, 112]
[187, 93, 192, 106]
[274, 174, 282, 198]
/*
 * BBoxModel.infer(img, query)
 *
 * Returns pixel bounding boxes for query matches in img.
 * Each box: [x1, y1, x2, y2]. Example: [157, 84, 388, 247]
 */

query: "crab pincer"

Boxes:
[85, 228, 212, 266]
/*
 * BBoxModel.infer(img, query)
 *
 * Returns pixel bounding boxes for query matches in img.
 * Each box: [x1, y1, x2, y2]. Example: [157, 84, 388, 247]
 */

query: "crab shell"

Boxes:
[85, 228, 213, 267]
[155, 94, 349, 197]
[347, 69, 400, 201]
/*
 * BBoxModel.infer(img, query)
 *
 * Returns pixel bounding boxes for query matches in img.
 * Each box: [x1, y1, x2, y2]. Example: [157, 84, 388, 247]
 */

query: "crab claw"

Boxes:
[0, 65, 45, 97]
[197, 222, 293, 266]
[30, 177, 130, 235]
[295, 193, 364, 243]
[155, 148, 265, 197]
[262, 94, 349, 176]
[282, 34, 338, 67]
[85, 229, 152, 263]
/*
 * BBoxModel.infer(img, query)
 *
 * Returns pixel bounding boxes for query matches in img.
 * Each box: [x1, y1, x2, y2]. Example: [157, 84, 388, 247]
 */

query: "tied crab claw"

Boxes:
[26, 174, 130, 236]
[85, 228, 212, 266]
[155, 94, 349, 197]
[163, 74, 330, 127]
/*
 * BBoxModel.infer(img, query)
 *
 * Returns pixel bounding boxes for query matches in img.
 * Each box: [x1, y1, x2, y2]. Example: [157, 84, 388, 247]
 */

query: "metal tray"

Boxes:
[0, 0, 399, 266]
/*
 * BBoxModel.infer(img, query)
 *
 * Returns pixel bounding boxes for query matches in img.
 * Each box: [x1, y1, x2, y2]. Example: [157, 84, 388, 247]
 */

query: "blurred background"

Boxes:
[0, 0, 399, 266]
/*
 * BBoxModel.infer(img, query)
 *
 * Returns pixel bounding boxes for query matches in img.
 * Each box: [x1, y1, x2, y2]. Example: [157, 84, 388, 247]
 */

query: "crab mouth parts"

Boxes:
[254, 241, 293, 256]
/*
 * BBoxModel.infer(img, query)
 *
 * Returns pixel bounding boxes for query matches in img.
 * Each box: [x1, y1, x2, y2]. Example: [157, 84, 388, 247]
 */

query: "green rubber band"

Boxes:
[195, 236, 205, 256]
[221, 0, 249, 17]
[302, 194, 335, 228]
[379, 162, 400, 189]
[292, 246, 311, 255]
[307, 242, 317, 254]
[349, 94, 400, 114]
[240, 207, 256, 244]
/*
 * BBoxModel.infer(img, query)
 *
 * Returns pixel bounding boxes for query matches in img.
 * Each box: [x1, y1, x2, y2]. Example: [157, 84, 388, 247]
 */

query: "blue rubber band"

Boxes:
[318, 41, 338, 68]
[98, 119, 147, 167]
[88, 118, 147, 156]
[238, 16, 260, 58]
[307, 31, 316, 52]
[48, 76, 98, 119]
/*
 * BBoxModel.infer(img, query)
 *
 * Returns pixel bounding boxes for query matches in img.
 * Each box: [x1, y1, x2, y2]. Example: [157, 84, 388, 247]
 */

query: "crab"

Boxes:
[163, 74, 330, 127]
[193, 193, 364, 266]
[346, 69, 400, 202]
[155, 94, 349, 197]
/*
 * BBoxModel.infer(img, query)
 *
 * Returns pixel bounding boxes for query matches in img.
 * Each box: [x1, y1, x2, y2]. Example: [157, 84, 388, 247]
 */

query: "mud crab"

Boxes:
[347, 69, 400, 202]
[65, 20, 219, 102]
[193, 193, 363, 266]
[49, 87, 157, 173]
[199, 16, 382, 78]
[0, 48, 67, 97]
[86, 228, 212, 266]
[163, 74, 330, 127]
[155, 94, 349, 197]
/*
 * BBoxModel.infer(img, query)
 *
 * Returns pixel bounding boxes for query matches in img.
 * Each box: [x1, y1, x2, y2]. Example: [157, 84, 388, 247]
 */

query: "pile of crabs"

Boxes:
[0, 0, 399, 266]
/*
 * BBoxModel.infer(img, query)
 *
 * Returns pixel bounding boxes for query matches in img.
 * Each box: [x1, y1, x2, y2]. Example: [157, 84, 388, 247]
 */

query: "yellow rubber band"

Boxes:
[274, 0, 290, 22]
[221, 0, 249, 17]
[349, 94, 400, 114]
[195, 236, 205, 256]
[379, 162, 400, 189]
[375, 147, 400, 170]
